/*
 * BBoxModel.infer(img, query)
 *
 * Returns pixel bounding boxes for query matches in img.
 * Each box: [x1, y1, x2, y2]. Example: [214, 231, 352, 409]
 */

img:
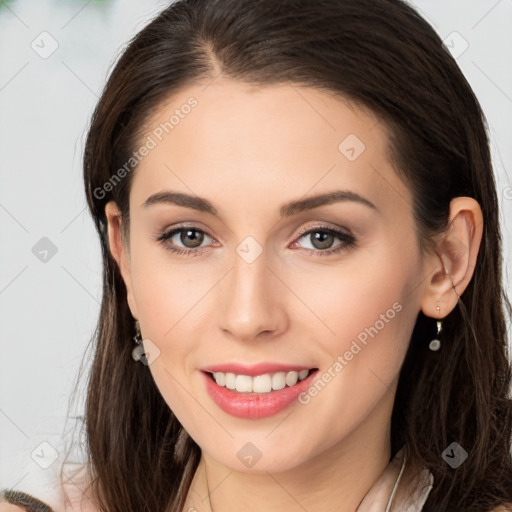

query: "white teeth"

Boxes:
[271, 372, 286, 390]
[213, 372, 225, 386]
[235, 374, 253, 392]
[211, 369, 313, 393]
[224, 372, 236, 389]
[298, 369, 309, 380]
[253, 374, 272, 393]
[285, 371, 298, 386]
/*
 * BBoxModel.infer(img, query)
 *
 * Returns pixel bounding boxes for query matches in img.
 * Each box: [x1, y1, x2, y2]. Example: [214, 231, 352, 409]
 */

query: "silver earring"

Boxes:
[132, 320, 145, 362]
[133, 320, 142, 345]
[429, 308, 442, 351]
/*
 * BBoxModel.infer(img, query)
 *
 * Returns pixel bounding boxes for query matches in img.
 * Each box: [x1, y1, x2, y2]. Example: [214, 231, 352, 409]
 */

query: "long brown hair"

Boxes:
[62, 0, 512, 510]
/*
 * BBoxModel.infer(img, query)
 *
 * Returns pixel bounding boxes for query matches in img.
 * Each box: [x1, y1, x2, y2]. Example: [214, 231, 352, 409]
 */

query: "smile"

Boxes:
[201, 368, 320, 419]
[208, 369, 314, 394]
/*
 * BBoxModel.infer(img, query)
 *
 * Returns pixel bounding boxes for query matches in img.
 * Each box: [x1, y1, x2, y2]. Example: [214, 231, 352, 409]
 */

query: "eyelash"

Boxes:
[155, 224, 357, 258]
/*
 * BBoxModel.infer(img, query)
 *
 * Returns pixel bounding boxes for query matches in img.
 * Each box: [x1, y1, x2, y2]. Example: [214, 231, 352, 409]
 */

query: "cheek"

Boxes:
[132, 260, 206, 420]
[128, 249, 222, 415]
[298, 245, 420, 401]
[306, 246, 419, 354]
[295, 242, 421, 425]
[129, 233, 208, 339]
[299, 290, 416, 447]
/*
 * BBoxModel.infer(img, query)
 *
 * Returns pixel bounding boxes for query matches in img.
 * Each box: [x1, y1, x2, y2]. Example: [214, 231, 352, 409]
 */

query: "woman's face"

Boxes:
[110, 79, 434, 472]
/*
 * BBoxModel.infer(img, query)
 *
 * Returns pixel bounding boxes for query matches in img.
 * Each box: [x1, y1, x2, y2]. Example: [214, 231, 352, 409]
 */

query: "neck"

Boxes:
[182, 384, 397, 512]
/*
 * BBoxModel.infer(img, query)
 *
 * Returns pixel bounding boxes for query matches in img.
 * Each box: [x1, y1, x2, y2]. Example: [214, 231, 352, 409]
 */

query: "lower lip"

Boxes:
[201, 370, 319, 419]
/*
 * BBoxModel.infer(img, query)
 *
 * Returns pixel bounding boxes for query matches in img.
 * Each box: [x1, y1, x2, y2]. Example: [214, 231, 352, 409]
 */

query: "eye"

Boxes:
[156, 226, 214, 256]
[292, 225, 356, 256]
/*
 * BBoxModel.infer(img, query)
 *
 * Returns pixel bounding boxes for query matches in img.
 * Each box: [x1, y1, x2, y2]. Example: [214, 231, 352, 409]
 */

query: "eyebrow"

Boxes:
[142, 189, 377, 217]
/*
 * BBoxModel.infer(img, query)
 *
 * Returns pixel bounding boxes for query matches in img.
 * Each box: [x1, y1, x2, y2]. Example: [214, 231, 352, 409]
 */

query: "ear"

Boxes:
[420, 197, 483, 319]
[104, 201, 139, 320]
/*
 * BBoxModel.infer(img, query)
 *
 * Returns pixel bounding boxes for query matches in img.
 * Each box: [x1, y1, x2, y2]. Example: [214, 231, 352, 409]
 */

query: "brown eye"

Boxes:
[294, 226, 357, 256]
[156, 226, 214, 256]
[308, 231, 335, 250]
[178, 228, 204, 248]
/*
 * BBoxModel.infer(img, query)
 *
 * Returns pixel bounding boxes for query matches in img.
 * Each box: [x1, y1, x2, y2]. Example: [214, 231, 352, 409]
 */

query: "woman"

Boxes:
[2, 0, 512, 510]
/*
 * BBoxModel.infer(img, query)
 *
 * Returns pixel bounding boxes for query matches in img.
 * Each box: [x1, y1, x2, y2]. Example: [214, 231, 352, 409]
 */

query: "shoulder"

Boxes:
[491, 506, 512, 512]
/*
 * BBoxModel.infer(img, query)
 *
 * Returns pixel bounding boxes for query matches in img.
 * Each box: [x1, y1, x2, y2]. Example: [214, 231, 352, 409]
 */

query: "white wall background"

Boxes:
[0, 0, 511, 503]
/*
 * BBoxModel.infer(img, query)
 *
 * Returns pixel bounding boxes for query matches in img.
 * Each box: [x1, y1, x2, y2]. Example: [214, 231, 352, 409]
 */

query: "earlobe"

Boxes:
[104, 201, 139, 319]
[420, 197, 483, 319]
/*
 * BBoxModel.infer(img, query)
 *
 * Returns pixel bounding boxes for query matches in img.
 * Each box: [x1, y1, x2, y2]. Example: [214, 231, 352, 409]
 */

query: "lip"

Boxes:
[200, 362, 313, 376]
[201, 367, 319, 419]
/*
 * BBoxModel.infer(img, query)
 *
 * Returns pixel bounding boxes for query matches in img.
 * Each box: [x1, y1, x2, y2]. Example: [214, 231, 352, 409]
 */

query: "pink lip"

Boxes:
[201, 368, 319, 419]
[200, 362, 313, 376]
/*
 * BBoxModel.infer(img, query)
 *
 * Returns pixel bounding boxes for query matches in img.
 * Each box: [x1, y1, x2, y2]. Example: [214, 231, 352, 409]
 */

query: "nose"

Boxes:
[217, 251, 288, 342]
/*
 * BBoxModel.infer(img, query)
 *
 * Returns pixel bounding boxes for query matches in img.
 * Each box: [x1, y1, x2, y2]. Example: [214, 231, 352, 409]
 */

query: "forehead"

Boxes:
[130, 79, 412, 218]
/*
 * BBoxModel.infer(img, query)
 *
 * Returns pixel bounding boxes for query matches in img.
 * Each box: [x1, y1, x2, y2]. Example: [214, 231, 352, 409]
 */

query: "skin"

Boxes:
[0, 505, 25, 512]
[105, 79, 483, 512]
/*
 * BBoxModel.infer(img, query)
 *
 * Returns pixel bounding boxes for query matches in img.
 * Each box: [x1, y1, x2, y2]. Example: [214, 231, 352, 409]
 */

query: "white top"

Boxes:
[1, 445, 434, 511]
[357, 446, 434, 511]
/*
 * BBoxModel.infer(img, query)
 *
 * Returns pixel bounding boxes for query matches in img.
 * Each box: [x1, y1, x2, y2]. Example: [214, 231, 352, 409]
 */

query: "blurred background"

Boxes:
[0, 0, 511, 503]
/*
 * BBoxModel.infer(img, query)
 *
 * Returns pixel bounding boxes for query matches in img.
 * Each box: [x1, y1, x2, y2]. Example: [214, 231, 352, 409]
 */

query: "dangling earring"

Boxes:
[429, 307, 442, 351]
[132, 319, 145, 362]
[133, 319, 142, 345]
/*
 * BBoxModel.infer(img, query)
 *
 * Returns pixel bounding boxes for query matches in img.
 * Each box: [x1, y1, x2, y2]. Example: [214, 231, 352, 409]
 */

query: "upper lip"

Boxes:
[201, 362, 317, 376]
